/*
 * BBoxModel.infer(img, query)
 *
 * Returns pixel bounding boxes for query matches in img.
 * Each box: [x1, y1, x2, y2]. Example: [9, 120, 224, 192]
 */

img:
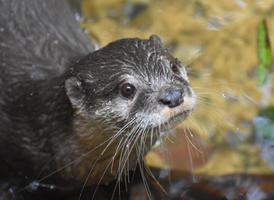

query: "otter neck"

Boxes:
[56, 111, 155, 185]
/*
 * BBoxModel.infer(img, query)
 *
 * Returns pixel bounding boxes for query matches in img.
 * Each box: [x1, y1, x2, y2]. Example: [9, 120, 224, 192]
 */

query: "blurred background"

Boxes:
[78, 0, 274, 199]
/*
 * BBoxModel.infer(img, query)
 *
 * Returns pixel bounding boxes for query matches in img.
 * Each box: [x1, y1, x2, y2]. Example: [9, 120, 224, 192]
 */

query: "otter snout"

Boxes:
[158, 88, 184, 108]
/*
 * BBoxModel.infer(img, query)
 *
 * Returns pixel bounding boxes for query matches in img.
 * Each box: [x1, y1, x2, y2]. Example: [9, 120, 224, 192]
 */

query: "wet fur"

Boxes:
[0, 0, 195, 199]
[0, 0, 94, 198]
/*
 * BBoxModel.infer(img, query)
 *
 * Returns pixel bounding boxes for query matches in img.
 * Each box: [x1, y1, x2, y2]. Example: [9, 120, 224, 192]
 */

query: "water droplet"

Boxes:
[235, 0, 247, 8]
[74, 13, 81, 22]
[49, 185, 55, 190]
[28, 181, 40, 191]
[155, 140, 161, 146]
[106, 101, 112, 106]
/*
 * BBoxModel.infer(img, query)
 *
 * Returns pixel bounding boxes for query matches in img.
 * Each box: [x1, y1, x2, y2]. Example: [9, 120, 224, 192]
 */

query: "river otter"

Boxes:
[0, 0, 195, 199]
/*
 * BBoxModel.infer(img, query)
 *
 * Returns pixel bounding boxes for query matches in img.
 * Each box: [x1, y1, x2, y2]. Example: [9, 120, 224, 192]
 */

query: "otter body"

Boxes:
[0, 0, 90, 164]
[0, 0, 195, 199]
[0, 0, 94, 197]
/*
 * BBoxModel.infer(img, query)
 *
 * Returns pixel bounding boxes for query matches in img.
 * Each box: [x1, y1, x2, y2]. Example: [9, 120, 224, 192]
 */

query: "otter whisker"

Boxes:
[77, 116, 138, 199]
[131, 123, 148, 175]
[90, 137, 130, 199]
[112, 122, 146, 196]
[150, 127, 154, 150]
[109, 125, 141, 199]
[19, 133, 121, 193]
[78, 137, 123, 199]
[192, 93, 242, 132]
[90, 159, 114, 200]
[184, 130, 197, 183]
[133, 122, 154, 199]
[144, 162, 168, 195]
[102, 117, 137, 156]
[123, 129, 144, 184]
[186, 117, 208, 162]
[110, 118, 137, 172]
[116, 124, 139, 175]
[184, 126, 204, 154]
[136, 150, 152, 199]
[117, 126, 140, 180]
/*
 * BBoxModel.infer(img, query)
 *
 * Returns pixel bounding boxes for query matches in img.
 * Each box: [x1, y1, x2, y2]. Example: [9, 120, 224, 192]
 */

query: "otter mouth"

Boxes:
[140, 108, 192, 132]
[169, 109, 192, 122]
[160, 109, 192, 131]
[130, 94, 195, 132]
[158, 94, 195, 129]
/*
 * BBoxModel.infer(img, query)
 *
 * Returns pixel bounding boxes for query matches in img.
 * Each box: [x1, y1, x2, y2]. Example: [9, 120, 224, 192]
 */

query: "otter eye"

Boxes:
[120, 83, 136, 99]
[171, 63, 180, 74]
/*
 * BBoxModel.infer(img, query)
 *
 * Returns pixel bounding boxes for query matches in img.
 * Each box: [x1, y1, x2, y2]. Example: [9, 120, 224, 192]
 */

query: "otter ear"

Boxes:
[65, 77, 83, 108]
[149, 35, 164, 48]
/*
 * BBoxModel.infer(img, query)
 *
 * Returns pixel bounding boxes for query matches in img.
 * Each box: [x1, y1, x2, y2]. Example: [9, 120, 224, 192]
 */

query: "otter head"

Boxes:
[62, 35, 196, 183]
[65, 35, 195, 138]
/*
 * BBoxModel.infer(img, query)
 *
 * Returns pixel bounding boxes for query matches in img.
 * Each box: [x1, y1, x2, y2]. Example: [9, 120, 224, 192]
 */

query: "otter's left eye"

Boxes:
[120, 83, 136, 99]
[171, 63, 180, 74]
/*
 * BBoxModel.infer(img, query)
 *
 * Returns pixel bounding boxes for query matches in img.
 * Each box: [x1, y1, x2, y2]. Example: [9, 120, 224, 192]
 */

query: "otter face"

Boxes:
[65, 35, 195, 133]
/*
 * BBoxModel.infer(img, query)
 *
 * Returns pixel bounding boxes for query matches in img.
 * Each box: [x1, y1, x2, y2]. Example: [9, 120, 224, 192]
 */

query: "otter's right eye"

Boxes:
[120, 83, 136, 99]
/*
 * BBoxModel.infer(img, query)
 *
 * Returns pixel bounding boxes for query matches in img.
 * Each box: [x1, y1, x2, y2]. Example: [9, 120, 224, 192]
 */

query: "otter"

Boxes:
[0, 0, 195, 199]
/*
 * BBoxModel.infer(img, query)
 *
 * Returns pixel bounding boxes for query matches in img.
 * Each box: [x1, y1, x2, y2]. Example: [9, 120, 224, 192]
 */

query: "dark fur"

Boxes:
[0, 0, 94, 198]
[0, 0, 194, 199]
[0, 0, 153, 199]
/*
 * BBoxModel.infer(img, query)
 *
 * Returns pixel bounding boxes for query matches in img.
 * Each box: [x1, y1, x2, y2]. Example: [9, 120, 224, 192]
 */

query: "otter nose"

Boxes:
[159, 89, 184, 108]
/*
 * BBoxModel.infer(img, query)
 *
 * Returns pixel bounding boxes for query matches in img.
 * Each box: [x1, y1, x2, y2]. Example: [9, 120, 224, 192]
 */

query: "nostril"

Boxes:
[159, 89, 183, 108]
[159, 98, 172, 106]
